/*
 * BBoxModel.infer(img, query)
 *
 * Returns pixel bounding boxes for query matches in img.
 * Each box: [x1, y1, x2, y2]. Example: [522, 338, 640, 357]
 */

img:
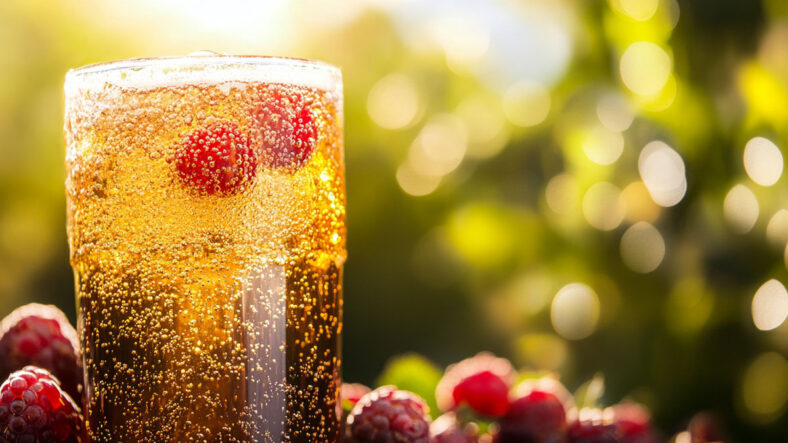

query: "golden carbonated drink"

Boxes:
[64, 56, 345, 442]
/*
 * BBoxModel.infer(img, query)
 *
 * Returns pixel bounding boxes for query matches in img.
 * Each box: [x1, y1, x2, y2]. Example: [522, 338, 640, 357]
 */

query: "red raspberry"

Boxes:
[345, 386, 430, 443]
[605, 402, 660, 443]
[254, 90, 318, 170]
[0, 304, 82, 403]
[435, 353, 515, 418]
[174, 121, 257, 195]
[342, 383, 372, 408]
[430, 413, 478, 443]
[0, 366, 84, 442]
[567, 420, 618, 443]
[494, 379, 571, 443]
[687, 412, 727, 443]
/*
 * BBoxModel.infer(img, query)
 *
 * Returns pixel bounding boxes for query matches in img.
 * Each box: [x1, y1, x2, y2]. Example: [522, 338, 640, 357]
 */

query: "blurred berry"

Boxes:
[567, 419, 619, 443]
[688, 412, 727, 443]
[345, 386, 430, 443]
[607, 402, 660, 443]
[430, 412, 478, 443]
[513, 377, 576, 418]
[436, 353, 515, 418]
[0, 366, 84, 442]
[342, 383, 372, 406]
[494, 389, 568, 443]
[0, 304, 82, 403]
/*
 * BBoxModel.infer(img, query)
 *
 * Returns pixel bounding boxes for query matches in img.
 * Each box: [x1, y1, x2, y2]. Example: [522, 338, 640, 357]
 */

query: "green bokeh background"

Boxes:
[2, 0, 788, 441]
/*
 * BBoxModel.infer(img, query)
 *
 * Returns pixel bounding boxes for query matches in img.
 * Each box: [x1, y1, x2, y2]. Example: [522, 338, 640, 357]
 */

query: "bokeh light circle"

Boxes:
[551, 283, 600, 340]
[619, 0, 660, 21]
[582, 125, 625, 165]
[367, 73, 421, 130]
[620, 222, 665, 273]
[620, 42, 672, 96]
[408, 114, 468, 177]
[740, 353, 788, 424]
[766, 209, 788, 247]
[743, 136, 783, 186]
[638, 141, 687, 207]
[596, 93, 635, 132]
[503, 81, 551, 127]
[723, 184, 759, 234]
[546, 174, 579, 215]
[455, 93, 508, 159]
[751, 279, 788, 331]
[583, 182, 625, 231]
[396, 163, 440, 197]
[622, 181, 660, 223]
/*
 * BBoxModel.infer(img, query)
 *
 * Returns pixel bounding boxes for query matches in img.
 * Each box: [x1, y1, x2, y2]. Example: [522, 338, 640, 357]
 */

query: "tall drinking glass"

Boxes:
[64, 56, 345, 442]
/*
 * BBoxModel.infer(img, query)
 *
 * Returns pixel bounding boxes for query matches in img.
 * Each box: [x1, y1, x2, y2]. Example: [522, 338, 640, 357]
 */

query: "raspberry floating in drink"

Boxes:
[174, 121, 258, 195]
[0, 366, 85, 443]
[254, 90, 318, 170]
[0, 304, 82, 403]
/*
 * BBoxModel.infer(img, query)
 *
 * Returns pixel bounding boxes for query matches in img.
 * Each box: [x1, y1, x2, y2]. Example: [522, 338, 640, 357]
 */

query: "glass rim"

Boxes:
[65, 54, 342, 92]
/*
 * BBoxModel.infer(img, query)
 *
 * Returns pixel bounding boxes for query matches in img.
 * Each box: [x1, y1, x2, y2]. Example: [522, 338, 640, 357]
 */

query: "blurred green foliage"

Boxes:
[376, 354, 442, 415]
[1, 0, 788, 440]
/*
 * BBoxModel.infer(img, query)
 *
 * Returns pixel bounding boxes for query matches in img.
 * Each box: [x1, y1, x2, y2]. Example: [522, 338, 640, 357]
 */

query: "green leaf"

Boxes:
[376, 353, 442, 416]
[573, 373, 605, 409]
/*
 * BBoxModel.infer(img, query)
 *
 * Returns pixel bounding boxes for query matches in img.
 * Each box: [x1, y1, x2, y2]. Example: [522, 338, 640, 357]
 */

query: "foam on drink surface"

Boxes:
[64, 60, 345, 442]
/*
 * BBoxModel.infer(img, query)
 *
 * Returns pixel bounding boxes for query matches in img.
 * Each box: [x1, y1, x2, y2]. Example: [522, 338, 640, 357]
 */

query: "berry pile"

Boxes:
[342, 352, 729, 443]
[0, 302, 729, 442]
[0, 304, 85, 442]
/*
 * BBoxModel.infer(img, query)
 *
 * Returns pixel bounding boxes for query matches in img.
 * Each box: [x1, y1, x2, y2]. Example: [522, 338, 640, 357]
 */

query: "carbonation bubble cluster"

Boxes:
[64, 57, 345, 442]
